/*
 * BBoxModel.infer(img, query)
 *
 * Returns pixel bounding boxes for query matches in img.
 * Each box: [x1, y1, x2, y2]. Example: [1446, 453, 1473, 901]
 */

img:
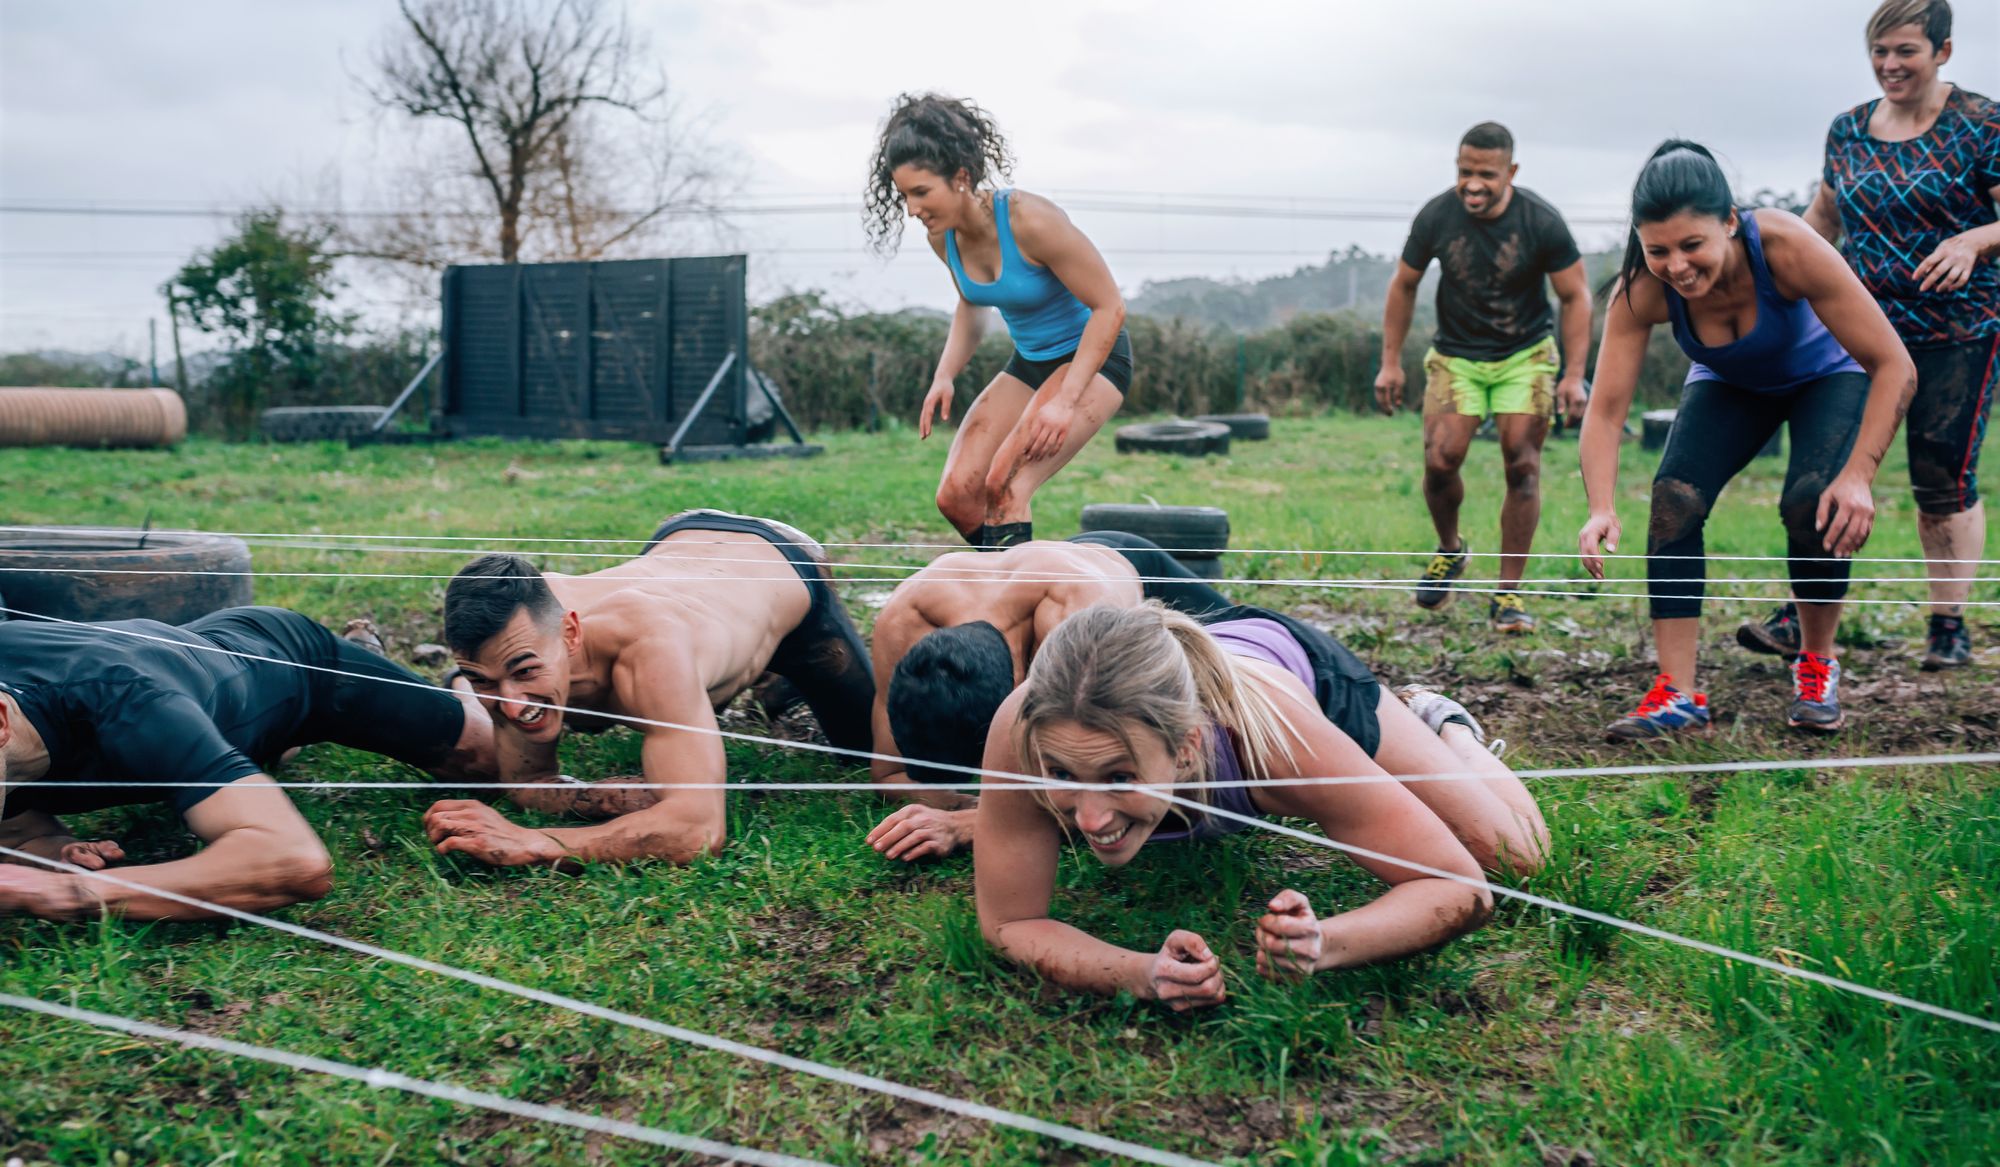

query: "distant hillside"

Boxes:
[1130, 244, 1626, 333]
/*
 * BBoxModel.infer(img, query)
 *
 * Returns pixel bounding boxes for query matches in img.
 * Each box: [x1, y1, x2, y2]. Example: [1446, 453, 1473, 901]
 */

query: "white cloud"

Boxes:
[2, 0, 1994, 349]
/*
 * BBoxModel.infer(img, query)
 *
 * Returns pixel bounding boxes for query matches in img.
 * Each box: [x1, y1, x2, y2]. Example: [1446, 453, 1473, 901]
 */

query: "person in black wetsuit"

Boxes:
[0, 606, 493, 921]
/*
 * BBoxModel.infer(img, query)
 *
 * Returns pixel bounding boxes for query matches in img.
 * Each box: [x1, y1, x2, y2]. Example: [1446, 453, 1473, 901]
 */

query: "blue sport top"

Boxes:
[945, 189, 1093, 360]
[1665, 211, 1863, 392]
[1146, 618, 1315, 845]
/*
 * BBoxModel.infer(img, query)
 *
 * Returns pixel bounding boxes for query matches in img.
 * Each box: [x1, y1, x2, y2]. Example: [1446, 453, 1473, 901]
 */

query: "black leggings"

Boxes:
[1908, 336, 1998, 516]
[1647, 374, 1867, 620]
[1067, 531, 1234, 615]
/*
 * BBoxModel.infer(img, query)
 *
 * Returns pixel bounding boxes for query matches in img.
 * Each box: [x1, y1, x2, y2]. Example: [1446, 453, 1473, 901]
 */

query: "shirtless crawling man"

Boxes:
[423, 510, 876, 868]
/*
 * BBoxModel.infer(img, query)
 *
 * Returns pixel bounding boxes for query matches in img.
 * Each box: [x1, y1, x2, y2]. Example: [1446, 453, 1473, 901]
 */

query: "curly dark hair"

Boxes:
[864, 92, 1014, 255]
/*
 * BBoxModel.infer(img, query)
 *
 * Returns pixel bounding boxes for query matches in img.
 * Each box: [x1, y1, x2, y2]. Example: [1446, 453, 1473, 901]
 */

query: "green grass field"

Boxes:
[2, 414, 1995, 1166]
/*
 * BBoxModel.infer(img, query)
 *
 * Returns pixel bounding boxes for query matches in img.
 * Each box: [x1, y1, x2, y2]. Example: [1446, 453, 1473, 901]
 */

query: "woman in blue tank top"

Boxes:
[1577, 141, 1915, 743]
[866, 94, 1133, 550]
[969, 604, 1549, 1011]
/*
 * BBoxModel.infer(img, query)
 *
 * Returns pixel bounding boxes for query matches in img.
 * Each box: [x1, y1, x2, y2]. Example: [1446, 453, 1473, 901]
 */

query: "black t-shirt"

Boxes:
[1400, 186, 1581, 362]
[0, 607, 461, 817]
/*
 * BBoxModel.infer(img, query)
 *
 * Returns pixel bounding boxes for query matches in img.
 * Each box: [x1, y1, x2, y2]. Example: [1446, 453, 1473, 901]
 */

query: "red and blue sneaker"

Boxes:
[1605, 674, 1711, 743]
[1787, 650, 1844, 733]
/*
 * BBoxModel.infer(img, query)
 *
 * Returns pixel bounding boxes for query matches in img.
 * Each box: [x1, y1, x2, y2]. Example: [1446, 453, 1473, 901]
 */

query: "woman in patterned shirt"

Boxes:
[1773, 0, 2000, 671]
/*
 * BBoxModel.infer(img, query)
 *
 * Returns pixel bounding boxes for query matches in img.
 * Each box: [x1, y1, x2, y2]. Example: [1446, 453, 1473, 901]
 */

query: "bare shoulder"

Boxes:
[1753, 209, 1843, 297]
[601, 606, 700, 690]
[923, 227, 950, 262]
[1610, 269, 1671, 326]
[1003, 189, 1077, 247]
[1750, 207, 1813, 247]
[986, 684, 1028, 745]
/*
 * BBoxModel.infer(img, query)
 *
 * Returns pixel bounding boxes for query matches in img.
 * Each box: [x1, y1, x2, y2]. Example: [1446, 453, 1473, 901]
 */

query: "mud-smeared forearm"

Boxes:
[986, 916, 1154, 998]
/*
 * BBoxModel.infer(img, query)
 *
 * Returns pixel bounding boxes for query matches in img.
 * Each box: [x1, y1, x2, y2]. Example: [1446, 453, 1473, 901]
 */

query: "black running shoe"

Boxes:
[1415, 542, 1470, 610]
[1736, 602, 1801, 661]
[1922, 614, 1972, 671]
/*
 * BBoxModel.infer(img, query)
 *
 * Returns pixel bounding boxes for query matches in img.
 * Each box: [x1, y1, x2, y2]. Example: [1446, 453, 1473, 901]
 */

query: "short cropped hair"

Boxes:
[444, 553, 561, 656]
[886, 622, 1015, 784]
[1868, 0, 1950, 50]
[1460, 122, 1515, 158]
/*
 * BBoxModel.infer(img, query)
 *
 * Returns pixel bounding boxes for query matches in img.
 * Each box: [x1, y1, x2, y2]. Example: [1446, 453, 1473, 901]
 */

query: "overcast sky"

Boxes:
[2, 0, 1995, 356]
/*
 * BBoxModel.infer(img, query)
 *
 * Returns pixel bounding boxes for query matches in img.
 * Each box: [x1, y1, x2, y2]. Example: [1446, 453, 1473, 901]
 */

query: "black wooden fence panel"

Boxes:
[442, 256, 746, 444]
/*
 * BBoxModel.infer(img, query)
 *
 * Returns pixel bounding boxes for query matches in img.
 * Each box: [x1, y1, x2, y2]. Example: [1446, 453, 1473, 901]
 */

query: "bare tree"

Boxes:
[356, 0, 729, 268]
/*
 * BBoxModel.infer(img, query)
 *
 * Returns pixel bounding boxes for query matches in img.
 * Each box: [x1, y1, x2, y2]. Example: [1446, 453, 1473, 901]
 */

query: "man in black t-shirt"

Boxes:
[0, 607, 494, 921]
[1376, 122, 1593, 634]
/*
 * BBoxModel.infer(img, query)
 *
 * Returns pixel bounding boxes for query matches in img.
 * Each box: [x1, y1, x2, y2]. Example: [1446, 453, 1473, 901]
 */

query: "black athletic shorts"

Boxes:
[640, 510, 875, 754]
[1002, 328, 1133, 395]
[1195, 603, 1383, 758]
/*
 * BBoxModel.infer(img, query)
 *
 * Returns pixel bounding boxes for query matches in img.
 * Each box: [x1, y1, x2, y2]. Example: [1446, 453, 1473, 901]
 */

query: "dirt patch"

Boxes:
[176, 990, 292, 1037]
[743, 906, 877, 1013]
[862, 1097, 981, 1161]
[719, 687, 831, 749]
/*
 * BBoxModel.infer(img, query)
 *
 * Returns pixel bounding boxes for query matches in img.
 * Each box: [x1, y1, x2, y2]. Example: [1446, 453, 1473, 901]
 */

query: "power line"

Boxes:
[0, 198, 1632, 228]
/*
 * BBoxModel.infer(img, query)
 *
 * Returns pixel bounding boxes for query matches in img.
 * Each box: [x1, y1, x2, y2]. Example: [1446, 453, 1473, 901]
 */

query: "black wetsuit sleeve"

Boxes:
[96, 688, 265, 814]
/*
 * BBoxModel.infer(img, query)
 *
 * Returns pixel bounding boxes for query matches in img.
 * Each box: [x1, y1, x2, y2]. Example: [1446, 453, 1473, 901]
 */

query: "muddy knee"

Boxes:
[1648, 478, 1711, 549]
[1502, 448, 1541, 497]
[935, 477, 985, 533]
[1779, 475, 1832, 543]
[1423, 441, 1469, 479]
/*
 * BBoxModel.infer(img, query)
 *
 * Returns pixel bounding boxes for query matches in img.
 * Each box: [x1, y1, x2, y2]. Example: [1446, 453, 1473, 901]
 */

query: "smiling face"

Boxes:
[1871, 22, 1949, 103]
[1454, 145, 1518, 219]
[1637, 209, 1737, 300]
[891, 163, 975, 235]
[1031, 718, 1199, 866]
[452, 608, 577, 743]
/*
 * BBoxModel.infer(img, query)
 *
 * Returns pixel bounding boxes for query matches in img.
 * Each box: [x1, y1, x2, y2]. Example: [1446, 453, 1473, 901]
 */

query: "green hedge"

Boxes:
[751, 292, 1693, 431]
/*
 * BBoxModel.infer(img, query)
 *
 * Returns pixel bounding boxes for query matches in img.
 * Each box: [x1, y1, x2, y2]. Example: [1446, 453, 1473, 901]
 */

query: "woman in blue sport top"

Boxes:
[973, 603, 1548, 1011]
[866, 93, 1132, 550]
[1578, 141, 1915, 743]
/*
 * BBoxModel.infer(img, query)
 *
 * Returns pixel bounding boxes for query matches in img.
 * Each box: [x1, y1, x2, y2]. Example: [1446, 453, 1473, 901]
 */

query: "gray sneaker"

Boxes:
[1393, 683, 1489, 746]
[1414, 542, 1470, 610]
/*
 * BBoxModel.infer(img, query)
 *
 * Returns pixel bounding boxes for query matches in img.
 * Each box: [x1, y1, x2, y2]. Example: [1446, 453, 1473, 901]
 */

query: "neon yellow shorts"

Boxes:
[1421, 337, 1558, 420]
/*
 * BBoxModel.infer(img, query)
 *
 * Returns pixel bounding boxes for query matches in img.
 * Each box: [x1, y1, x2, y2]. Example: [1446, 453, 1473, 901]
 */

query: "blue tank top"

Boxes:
[1665, 211, 1863, 392]
[1146, 619, 1315, 845]
[944, 190, 1093, 360]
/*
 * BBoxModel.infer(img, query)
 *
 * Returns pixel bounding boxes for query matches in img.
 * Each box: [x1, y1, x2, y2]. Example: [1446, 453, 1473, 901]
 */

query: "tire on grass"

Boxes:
[0, 527, 253, 625]
[261, 406, 390, 443]
[1078, 503, 1230, 559]
[1193, 412, 1271, 441]
[1113, 420, 1231, 457]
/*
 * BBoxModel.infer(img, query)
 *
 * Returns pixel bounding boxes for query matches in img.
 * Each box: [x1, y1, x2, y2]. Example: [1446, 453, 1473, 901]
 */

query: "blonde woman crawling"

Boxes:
[974, 603, 1547, 1009]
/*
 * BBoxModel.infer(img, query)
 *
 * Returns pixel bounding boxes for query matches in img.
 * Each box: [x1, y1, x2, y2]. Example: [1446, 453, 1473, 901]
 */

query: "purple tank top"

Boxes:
[1145, 619, 1313, 845]
[1665, 211, 1863, 393]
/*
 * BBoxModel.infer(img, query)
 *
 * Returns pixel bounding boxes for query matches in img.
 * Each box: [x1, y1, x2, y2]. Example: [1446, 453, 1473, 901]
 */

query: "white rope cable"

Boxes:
[1125, 785, 2000, 1034]
[8, 603, 1995, 800]
[0, 573, 1990, 606]
[44, 751, 2000, 795]
[0, 993, 835, 1167]
[12, 523, 2000, 566]
[3, 561, 1992, 589]
[4, 607, 1993, 1035]
[0, 846, 1217, 1167]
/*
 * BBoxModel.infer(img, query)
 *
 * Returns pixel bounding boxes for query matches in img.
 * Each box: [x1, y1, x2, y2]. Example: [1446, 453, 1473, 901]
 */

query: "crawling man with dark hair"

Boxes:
[864, 532, 1239, 861]
[421, 509, 875, 868]
[0, 606, 494, 921]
